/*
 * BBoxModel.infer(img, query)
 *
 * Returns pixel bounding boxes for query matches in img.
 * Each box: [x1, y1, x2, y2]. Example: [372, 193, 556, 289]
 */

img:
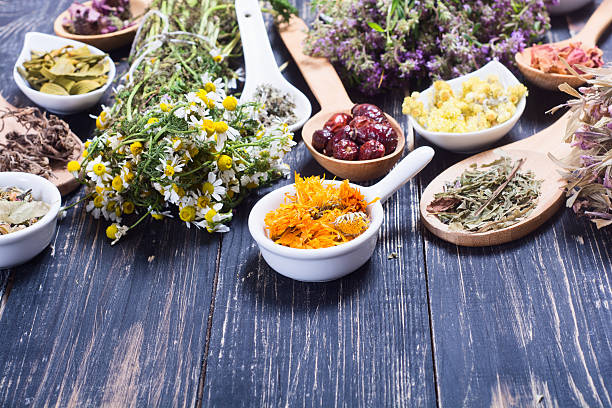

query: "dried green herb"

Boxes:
[427, 156, 542, 232]
[18, 45, 109, 95]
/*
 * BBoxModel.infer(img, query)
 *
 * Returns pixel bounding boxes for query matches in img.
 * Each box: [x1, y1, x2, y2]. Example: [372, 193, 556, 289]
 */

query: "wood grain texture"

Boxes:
[0, 206, 221, 407]
[421, 3, 612, 405]
[201, 5, 436, 405]
[0, 1, 220, 406]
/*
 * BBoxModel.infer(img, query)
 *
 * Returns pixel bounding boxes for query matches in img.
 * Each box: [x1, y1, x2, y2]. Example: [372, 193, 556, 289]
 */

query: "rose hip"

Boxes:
[325, 130, 350, 156]
[323, 113, 353, 133]
[312, 129, 333, 152]
[332, 139, 359, 161]
[359, 139, 386, 160]
[351, 104, 387, 123]
[370, 123, 398, 154]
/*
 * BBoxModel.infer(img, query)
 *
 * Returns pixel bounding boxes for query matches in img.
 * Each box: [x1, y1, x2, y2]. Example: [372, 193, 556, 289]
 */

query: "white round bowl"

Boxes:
[0, 172, 62, 269]
[407, 60, 526, 153]
[13, 32, 116, 115]
[248, 146, 435, 282]
[547, 0, 592, 15]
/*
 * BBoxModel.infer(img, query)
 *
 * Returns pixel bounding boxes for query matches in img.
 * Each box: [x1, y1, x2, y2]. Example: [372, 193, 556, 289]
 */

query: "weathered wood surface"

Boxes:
[0, 0, 610, 407]
[419, 4, 612, 407]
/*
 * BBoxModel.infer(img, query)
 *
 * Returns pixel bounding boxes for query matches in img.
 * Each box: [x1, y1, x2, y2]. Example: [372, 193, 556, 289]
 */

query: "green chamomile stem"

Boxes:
[179, 161, 212, 177]
[61, 191, 95, 211]
[126, 80, 145, 122]
[129, 209, 153, 231]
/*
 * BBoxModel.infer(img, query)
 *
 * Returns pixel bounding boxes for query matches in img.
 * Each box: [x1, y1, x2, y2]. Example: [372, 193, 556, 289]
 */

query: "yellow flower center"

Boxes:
[213, 54, 223, 63]
[160, 102, 172, 112]
[217, 155, 232, 171]
[125, 171, 135, 183]
[93, 163, 106, 176]
[204, 82, 216, 93]
[205, 208, 217, 223]
[172, 137, 183, 151]
[197, 196, 209, 208]
[179, 206, 196, 222]
[165, 165, 175, 177]
[222, 96, 238, 111]
[96, 111, 108, 130]
[95, 186, 104, 194]
[67, 160, 81, 172]
[122, 201, 135, 214]
[172, 183, 186, 197]
[112, 176, 123, 191]
[93, 195, 104, 208]
[152, 213, 164, 220]
[214, 121, 228, 134]
[202, 182, 215, 195]
[196, 89, 209, 103]
[106, 224, 118, 239]
[201, 119, 215, 136]
[130, 141, 143, 156]
[84, 141, 91, 148]
[147, 117, 159, 126]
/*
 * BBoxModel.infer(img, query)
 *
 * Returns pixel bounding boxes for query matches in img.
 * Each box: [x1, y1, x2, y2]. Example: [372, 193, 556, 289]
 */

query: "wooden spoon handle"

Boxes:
[278, 17, 352, 110]
[574, 0, 612, 45]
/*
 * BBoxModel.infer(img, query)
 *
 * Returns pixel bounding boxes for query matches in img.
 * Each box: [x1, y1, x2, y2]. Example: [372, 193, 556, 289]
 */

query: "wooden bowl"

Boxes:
[53, 0, 150, 51]
[515, 48, 589, 91]
[301, 108, 406, 182]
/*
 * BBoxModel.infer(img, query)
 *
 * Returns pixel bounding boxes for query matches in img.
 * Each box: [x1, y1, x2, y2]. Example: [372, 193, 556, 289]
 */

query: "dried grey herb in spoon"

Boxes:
[253, 84, 298, 127]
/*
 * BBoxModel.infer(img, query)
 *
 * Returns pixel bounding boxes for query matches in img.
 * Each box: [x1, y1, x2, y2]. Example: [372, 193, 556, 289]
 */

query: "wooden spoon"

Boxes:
[53, 0, 150, 52]
[278, 17, 412, 181]
[515, 0, 612, 91]
[0, 95, 83, 195]
[420, 113, 572, 246]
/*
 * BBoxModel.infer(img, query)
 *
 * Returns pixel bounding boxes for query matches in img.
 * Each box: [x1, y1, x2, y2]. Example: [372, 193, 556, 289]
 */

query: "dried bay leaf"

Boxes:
[0, 200, 50, 225]
[70, 79, 102, 95]
[40, 82, 69, 95]
[19, 45, 109, 96]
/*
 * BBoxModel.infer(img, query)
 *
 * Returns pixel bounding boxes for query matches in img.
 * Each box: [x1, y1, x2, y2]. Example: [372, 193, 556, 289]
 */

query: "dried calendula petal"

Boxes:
[40, 82, 70, 95]
[19, 45, 109, 96]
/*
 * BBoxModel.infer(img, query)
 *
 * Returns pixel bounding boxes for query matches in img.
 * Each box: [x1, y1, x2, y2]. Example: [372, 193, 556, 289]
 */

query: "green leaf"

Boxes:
[367, 22, 385, 33]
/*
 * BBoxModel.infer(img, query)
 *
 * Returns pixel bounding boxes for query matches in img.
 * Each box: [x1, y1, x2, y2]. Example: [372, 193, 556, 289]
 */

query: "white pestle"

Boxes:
[235, 0, 311, 132]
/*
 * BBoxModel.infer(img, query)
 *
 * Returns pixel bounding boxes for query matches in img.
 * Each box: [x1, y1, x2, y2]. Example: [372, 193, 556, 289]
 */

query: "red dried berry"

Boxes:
[351, 104, 387, 123]
[370, 123, 398, 154]
[358, 139, 385, 160]
[332, 139, 359, 161]
[324, 130, 350, 156]
[323, 112, 353, 133]
[312, 129, 333, 152]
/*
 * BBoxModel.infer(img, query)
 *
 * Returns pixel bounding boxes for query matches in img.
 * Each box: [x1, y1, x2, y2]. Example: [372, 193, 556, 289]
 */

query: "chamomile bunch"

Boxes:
[68, 84, 295, 244]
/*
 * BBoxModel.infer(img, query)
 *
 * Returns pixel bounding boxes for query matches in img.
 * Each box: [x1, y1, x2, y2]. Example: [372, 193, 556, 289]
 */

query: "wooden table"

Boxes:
[1, 1, 610, 407]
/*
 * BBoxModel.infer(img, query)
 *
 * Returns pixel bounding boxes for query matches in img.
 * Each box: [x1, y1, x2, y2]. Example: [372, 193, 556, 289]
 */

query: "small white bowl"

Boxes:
[248, 146, 435, 282]
[547, 0, 592, 15]
[407, 60, 526, 153]
[0, 172, 62, 269]
[13, 32, 116, 115]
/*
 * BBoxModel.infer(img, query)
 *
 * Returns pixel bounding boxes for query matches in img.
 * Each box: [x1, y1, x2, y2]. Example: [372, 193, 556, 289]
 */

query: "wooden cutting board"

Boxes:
[0, 94, 83, 195]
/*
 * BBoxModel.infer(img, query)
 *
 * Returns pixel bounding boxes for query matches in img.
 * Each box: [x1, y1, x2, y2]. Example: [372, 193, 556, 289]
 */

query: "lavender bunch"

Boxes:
[305, 0, 551, 94]
[550, 67, 612, 229]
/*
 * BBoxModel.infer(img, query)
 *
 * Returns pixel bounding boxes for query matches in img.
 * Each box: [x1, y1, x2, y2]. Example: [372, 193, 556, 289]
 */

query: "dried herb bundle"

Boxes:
[427, 156, 541, 232]
[549, 66, 612, 229]
[0, 107, 78, 178]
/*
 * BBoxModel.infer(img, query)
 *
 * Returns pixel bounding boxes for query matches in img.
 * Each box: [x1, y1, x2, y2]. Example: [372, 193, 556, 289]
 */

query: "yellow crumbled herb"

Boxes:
[403, 75, 527, 133]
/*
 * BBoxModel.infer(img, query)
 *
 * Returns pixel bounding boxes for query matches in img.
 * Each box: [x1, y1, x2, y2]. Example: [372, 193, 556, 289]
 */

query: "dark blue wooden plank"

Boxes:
[422, 3, 612, 406]
[0, 1, 220, 406]
[201, 3, 436, 406]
